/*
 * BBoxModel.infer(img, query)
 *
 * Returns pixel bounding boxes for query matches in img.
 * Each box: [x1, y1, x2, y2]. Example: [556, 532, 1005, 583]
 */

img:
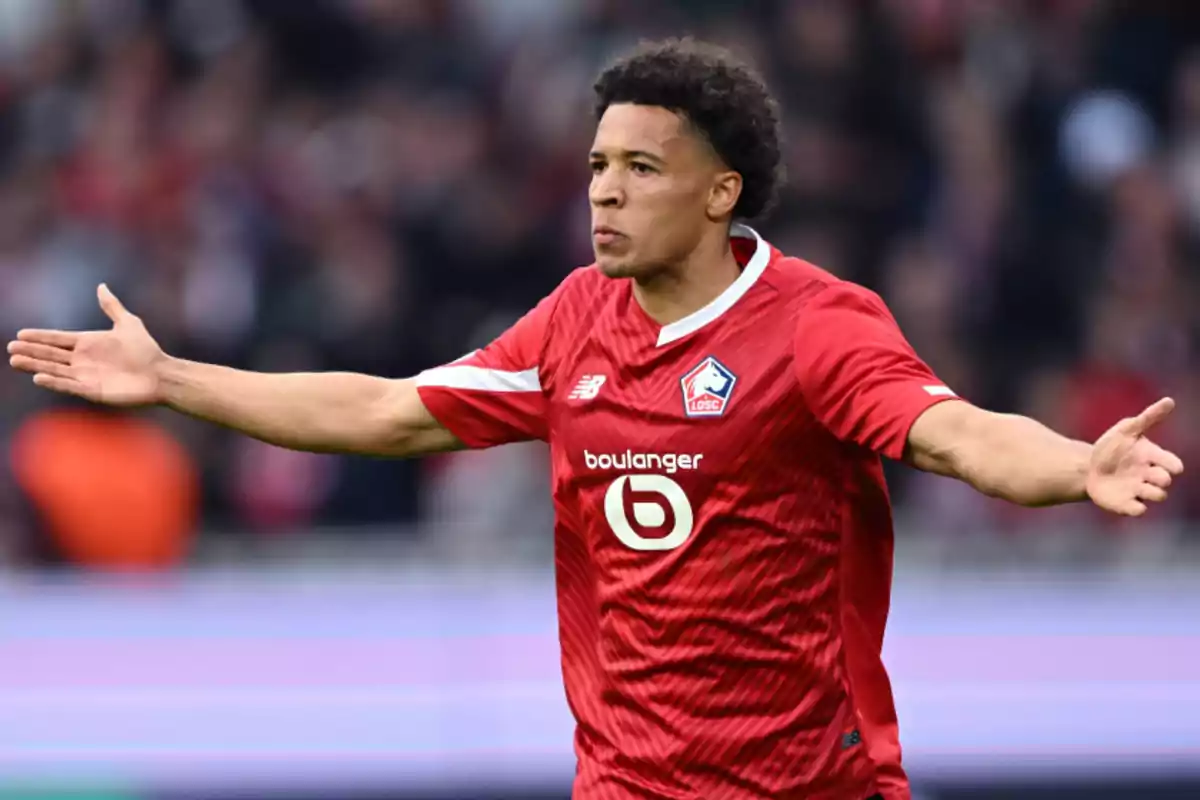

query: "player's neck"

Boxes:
[632, 233, 742, 326]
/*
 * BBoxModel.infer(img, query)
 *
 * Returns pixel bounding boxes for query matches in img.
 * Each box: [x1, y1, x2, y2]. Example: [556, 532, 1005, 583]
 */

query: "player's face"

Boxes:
[588, 104, 735, 279]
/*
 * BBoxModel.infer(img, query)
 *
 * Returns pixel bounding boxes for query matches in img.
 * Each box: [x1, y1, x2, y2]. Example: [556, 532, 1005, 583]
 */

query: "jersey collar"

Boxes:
[656, 223, 771, 347]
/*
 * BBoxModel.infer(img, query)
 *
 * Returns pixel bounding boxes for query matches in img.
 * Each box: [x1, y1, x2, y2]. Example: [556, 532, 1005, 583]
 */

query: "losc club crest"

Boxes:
[681, 356, 737, 418]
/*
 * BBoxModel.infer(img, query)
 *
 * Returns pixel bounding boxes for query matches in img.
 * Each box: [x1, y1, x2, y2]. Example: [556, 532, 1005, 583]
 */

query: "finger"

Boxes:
[9, 355, 74, 379]
[1147, 444, 1185, 476]
[1143, 465, 1173, 489]
[98, 283, 128, 323]
[1137, 483, 1168, 503]
[1121, 397, 1175, 436]
[1118, 498, 1148, 517]
[32, 372, 91, 398]
[16, 329, 78, 349]
[7, 340, 73, 365]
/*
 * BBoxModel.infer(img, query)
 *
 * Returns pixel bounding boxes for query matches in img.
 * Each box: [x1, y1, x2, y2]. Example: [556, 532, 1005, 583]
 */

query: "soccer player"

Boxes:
[7, 39, 1184, 800]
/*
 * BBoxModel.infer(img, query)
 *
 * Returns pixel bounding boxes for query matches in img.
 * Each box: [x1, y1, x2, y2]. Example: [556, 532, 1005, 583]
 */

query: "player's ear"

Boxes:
[707, 170, 741, 221]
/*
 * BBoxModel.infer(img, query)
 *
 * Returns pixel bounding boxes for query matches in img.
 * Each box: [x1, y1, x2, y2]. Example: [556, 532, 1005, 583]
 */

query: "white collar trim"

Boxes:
[655, 223, 770, 347]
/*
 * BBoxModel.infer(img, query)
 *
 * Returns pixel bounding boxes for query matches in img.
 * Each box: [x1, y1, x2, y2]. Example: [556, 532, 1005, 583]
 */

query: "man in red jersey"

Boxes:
[8, 39, 1185, 800]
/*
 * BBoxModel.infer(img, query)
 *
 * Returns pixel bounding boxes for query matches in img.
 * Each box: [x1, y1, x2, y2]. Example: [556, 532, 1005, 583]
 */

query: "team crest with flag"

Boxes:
[681, 356, 737, 417]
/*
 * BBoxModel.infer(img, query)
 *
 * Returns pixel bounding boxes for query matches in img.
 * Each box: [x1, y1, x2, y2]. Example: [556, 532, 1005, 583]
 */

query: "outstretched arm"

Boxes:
[154, 360, 461, 457]
[905, 397, 1184, 515]
[8, 284, 461, 458]
[788, 280, 1185, 516]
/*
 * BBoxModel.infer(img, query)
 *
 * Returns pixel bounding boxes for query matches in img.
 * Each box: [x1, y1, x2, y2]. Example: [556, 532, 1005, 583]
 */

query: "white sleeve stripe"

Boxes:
[415, 364, 541, 393]
[923, 385, 956, 397]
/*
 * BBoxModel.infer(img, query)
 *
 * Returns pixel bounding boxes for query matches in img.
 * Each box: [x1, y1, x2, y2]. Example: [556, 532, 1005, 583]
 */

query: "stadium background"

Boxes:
[1, 1, 1199, 798]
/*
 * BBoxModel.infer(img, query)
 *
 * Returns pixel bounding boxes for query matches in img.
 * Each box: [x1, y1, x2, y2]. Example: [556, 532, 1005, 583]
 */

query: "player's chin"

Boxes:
[595, 254, 642, 279]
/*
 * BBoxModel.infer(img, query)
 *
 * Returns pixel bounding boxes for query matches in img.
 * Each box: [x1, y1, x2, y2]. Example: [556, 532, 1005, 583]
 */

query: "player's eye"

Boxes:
[631, 162, 656, 175]
[590, 161, 606, 174]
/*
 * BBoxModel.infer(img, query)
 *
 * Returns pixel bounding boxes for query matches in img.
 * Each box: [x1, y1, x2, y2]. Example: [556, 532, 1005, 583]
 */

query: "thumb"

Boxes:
[97, 283, 128, 323]
[1119, 397, 1175, 437]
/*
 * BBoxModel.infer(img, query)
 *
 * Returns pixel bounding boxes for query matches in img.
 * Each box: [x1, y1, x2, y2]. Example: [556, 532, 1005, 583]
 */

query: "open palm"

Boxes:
[7, 284, 164, 406]
[1086, 398, 1185, 516]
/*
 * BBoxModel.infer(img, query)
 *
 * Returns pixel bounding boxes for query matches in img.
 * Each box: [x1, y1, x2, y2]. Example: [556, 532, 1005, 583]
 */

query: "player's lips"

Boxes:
[593, 225, 625, 245]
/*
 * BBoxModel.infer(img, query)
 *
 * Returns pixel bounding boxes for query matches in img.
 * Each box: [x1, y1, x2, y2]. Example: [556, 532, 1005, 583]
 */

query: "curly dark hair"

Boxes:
[593, 37, 785, 221]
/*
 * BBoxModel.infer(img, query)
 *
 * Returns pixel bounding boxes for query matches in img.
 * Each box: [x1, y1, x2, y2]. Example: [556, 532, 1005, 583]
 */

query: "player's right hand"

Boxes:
[7, 283, 166, 407]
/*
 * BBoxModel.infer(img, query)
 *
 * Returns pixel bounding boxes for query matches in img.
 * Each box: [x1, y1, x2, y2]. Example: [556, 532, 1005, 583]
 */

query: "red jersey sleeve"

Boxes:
[793, 282, 960, 460]
[415, 288, 561, 449]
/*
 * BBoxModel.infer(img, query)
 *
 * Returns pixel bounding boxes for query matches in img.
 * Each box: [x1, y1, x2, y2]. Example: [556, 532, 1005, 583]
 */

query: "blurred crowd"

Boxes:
[1, 0, 1200, 568]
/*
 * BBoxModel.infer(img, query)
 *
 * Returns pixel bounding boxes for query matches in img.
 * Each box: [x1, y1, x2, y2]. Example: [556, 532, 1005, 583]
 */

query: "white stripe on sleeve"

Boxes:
[416, 364, 541, 393]
[923, 385, 956, 397]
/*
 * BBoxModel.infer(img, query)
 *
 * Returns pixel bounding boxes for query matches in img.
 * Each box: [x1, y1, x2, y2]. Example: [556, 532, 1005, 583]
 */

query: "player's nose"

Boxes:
[589, 173, 624, 208]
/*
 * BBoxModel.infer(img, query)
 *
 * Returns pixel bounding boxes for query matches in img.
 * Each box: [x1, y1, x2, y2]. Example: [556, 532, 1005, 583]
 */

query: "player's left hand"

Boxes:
[1086, 397, 1185, 516]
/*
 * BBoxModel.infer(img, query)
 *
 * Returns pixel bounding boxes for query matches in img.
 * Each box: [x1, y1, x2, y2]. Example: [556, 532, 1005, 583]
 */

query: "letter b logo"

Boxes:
[603, 474, 694, 551]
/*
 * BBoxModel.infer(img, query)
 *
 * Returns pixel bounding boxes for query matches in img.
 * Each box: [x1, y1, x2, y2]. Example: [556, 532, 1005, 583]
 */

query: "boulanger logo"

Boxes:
[584, 450, 701, 551]
[583, 449, 703, 475]
[603, 474, 694, 551]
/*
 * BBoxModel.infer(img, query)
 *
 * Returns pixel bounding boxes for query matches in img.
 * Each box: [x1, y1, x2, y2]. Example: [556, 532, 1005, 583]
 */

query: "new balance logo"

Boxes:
[569, 374, 607, 401]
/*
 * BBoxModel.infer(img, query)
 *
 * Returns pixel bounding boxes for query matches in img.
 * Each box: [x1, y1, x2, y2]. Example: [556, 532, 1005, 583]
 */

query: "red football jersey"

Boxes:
[416, 225, 958, 800]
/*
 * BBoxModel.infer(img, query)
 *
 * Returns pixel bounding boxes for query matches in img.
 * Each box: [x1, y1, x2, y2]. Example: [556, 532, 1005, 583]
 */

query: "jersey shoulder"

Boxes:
[762, 250, 888, 315]
[554, 263, 609, 304]
[543, 263, 613, 333]
[535, 264, 618, 377]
